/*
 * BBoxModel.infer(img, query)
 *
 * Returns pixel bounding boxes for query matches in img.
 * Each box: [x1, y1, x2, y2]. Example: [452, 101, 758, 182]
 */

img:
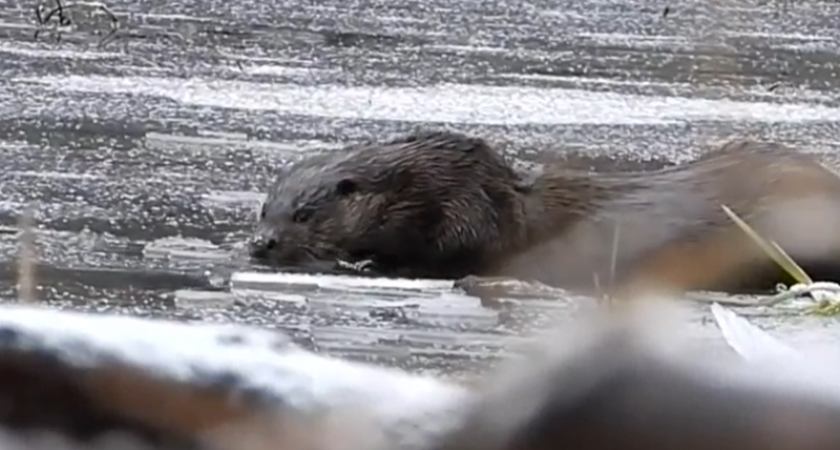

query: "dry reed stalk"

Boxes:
[17, 205, 37, 303]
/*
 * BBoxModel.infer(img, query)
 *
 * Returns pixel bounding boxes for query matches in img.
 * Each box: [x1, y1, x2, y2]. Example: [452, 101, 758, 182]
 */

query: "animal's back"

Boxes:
[498, 140, 840, 295]
[339, 131, 529, 277]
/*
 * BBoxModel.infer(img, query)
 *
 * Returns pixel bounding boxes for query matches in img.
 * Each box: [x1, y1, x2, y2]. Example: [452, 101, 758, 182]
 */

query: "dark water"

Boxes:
[1, 0, 840, 376]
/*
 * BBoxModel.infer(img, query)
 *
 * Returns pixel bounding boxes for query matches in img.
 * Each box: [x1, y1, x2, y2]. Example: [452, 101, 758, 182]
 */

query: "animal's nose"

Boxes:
[248, 234, 278, 257]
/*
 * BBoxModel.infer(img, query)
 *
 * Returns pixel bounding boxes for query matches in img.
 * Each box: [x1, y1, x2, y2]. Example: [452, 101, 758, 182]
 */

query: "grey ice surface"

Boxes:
[2, 0, 840, 377]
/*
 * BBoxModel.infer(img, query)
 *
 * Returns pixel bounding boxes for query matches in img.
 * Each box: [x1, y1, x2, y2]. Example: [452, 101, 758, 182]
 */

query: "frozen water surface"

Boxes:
[1, 0, 840, 375]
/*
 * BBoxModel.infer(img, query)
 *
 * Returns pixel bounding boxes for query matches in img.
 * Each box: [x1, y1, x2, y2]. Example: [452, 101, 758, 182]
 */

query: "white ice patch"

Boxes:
[711, 302, 800, 363]
[17, 74, 840, 125]
[230, 271, 456, 293]
[710, 303, 840, 403]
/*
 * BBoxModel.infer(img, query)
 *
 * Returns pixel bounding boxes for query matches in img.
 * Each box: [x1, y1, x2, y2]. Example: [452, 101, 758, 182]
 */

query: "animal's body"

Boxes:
[250, 131, 840, 296]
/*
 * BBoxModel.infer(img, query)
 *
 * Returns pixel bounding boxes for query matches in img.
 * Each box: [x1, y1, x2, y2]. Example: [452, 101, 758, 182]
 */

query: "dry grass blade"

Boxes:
[609, 221, 620, 287]
[593, 221, 622, 308]
[721, 204, 812, 285]
[17, 205, 37, 303]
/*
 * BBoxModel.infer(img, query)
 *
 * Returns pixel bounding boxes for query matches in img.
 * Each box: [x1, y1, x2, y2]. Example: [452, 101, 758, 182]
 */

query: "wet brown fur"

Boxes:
[251, 132, 840, 295]
[503, 139, 840, 295]
[250, 130, 528, 278]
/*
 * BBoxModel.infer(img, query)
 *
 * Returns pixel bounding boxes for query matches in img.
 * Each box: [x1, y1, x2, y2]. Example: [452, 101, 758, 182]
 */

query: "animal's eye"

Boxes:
[292, 208, 312, 223]
[336, 179, 357, 196]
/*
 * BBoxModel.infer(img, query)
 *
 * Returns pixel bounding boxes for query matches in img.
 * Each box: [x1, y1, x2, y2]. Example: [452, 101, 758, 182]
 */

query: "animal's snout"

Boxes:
[248, 233, 278, 258]
[263, 237, 277, 250]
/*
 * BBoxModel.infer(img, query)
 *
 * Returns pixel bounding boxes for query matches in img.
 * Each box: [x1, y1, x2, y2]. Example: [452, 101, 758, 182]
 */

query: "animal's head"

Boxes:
[249, 130, 526, 274]
[248, 151, 397, 267]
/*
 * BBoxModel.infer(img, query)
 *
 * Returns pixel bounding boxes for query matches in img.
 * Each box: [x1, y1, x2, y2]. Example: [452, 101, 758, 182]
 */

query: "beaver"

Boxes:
[249, 130, 529, 279]
[249, 130, 840, 297]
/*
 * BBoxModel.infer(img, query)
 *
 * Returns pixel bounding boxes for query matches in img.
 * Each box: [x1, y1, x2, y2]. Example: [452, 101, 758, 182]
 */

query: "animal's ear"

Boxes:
[336, 178, 358, 196]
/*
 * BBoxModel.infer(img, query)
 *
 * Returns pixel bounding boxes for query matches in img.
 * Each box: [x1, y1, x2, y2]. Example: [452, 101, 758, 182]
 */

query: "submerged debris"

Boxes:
[33, 0, 119, 48]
